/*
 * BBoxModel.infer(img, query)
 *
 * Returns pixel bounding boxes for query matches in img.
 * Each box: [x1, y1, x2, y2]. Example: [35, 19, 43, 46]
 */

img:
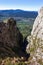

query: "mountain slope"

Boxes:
[0, 9, 38, 18]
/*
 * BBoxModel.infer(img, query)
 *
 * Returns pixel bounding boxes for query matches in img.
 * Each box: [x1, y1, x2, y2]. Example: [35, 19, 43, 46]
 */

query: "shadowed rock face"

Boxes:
[0, 18, 26, 58]
[0, 18, 23, 48]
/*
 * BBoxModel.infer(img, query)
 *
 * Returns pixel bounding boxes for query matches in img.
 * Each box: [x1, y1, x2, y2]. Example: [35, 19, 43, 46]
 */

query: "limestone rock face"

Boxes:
[0, 18, 24, 57]
[26, 7, 43, 65]
[31, 7, 43, 40]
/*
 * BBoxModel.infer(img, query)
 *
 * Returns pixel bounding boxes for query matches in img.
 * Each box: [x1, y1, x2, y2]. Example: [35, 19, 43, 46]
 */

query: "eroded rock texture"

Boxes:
[0, 18, 24, 58]
[26, 7, 43, 65]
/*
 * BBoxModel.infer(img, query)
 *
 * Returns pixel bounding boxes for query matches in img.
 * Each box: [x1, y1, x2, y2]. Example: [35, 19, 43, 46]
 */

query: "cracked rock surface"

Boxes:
[26, 7, 43, 65]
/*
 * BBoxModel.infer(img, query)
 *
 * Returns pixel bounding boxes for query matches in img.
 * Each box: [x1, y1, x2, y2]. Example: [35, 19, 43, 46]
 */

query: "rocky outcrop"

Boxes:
[0, 18, 26, 58]
[26, 7, 43, 65]
[31, 7, 43, 39]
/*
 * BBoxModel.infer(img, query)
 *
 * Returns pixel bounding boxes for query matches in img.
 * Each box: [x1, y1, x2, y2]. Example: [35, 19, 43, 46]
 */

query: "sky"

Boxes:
[0, 0, 43, 11]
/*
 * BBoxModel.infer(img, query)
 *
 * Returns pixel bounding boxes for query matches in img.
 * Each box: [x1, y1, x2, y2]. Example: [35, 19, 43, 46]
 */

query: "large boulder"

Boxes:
[26, 7, 43, 65]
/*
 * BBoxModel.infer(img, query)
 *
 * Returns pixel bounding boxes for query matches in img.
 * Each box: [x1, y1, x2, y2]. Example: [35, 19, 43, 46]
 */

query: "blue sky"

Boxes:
[0, 0, 43, 11]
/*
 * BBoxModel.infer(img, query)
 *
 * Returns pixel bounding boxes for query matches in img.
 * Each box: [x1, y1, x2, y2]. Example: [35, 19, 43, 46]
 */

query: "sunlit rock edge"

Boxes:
[26, 7, 43, 65]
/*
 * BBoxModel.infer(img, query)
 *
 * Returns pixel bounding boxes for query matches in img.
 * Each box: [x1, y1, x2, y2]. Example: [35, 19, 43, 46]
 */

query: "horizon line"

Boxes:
[0, 9, 38, 11]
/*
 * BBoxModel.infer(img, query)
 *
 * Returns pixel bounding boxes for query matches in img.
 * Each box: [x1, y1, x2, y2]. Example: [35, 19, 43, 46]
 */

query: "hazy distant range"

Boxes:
[0, 9, 38, 21]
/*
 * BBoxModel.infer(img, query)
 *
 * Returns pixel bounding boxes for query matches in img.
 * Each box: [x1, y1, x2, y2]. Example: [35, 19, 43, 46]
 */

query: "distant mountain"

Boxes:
[0, 9, 38, 18]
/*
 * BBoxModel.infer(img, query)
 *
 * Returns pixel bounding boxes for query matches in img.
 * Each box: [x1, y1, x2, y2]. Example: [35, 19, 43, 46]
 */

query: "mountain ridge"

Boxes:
[0, 9, 38, 18]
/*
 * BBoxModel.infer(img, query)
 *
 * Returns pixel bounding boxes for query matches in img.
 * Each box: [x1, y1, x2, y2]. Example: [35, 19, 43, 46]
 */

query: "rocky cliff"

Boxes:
[31, 7, 43, 39]
[26, 7, 43, 65]
[0, 18, 27, 58]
